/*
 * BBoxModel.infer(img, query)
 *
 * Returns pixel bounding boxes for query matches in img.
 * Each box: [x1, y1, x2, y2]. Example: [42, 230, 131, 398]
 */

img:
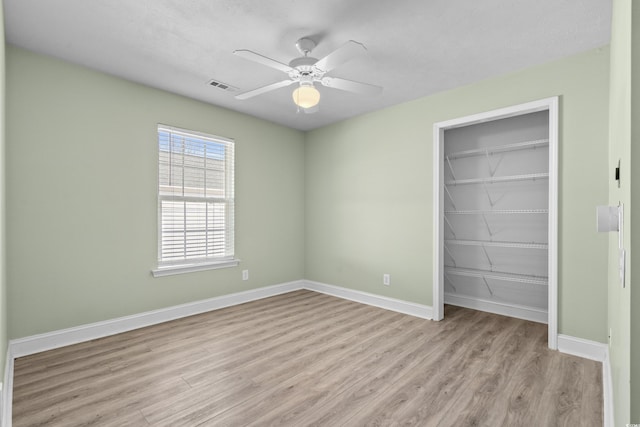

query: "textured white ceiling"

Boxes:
[4, 0, 611, 131]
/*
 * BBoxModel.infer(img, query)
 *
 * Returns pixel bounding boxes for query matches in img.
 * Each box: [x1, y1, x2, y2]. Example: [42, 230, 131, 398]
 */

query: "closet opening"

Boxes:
[433, 97, 558, 349]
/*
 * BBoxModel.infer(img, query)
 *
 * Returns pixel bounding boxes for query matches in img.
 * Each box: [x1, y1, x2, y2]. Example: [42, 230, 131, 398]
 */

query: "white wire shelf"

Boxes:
[445, 139, 549, 159]
[444, 266, 548, 286]
[445, 173, 549, 186]
[444, 239, 548, 250]
[444, 209, 548, 215]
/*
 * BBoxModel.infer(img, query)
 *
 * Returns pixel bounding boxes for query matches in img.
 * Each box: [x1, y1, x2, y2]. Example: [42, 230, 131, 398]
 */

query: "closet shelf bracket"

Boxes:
[485, 150, 504, 177]
[444, 185, 457, 211]
[443, 215, 457, 239]
[444, 244, 457, 267]
[482, 276, 494, 296]
[482, 183, 501, 207]
[481, 245, 494, 267]
[445, 156, 457, 181]
[444, 272, 457, 293]
[481, 214, 495, 237]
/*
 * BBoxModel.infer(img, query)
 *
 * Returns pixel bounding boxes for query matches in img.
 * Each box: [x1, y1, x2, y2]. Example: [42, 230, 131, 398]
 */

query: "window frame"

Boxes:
[152, 124, 238, 277]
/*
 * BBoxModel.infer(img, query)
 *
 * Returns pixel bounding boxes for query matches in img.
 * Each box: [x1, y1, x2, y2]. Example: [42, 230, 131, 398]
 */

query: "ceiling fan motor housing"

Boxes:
[288, 56, 322, 81]
[295, 37, 316, 56]
[290, 37, 324, 80]
[288, 56, 318, 70]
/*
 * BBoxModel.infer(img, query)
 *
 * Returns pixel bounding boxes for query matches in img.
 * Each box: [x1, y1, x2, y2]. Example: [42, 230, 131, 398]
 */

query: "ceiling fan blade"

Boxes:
[235, 80, 296, 100]
[234, 49, 293, 73]
[320, 77, 382, 96]
[314, 40, 367, 72]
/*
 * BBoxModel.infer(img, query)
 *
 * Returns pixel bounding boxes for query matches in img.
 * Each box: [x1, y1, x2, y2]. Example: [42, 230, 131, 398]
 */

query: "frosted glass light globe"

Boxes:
[292, 85, 320, 109]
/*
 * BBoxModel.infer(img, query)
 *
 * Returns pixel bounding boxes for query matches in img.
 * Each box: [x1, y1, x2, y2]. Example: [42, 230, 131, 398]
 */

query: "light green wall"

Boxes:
[0, 0, 7, 376]
[632, 2, 640, 418]
[6, 46, 305, 339]
[607, 0, 633, 423]
[305, 47, 610, 342]
[4, 43, 612, 348]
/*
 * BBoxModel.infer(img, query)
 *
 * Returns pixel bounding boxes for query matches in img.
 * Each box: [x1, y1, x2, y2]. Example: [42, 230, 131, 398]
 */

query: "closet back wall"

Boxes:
[441, 111, 551, 322]
[305, 47, 610, 343]
[6, 46, 306, 339]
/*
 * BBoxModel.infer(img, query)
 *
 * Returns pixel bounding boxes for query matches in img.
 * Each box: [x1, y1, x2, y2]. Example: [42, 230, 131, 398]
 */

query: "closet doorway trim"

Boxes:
[432, 97, 558, 350]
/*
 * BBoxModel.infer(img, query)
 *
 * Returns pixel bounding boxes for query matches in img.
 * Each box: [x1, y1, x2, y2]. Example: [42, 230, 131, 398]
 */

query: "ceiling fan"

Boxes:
[233, 37, 382, 113]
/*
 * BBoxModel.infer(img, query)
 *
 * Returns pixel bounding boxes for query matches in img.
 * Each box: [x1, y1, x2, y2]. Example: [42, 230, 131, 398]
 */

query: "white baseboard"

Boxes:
[556, 335, 611, 426]
[557, 334, 608, 362]
[10, 284, 605, 361]
[10, 280, 304, 358]
[8, 278, 431, 360]
[304, 280, 433, 319]
[2, 347, 14, 427]
[3, 280, 611, 427]
[2, 279, 430, 427]
[602, 347, 613, 427]
[444, 293, 547, 324]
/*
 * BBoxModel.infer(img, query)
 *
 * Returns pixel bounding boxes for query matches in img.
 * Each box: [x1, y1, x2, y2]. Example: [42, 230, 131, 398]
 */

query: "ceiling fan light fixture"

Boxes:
[292, 83, 320, 109]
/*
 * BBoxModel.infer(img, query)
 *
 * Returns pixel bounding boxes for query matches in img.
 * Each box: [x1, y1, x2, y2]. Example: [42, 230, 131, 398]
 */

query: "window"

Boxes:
[152, 125, 237, 277]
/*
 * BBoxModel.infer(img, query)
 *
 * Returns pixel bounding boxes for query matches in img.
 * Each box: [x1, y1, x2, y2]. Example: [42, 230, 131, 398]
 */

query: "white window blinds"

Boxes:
[157, 125, 235, 267]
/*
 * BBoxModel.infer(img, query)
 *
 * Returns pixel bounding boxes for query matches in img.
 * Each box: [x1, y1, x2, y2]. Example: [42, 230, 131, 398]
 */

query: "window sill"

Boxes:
[152, 259, 240, 277]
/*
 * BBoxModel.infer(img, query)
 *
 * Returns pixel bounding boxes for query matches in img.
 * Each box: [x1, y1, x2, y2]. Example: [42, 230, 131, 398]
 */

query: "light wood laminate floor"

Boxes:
[13, 290, 602, 426]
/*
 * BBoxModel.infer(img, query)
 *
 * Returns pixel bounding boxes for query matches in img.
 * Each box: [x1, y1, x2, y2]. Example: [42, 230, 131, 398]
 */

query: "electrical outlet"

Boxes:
[242, 270, 249, 281]
[383, 274, 390, 286]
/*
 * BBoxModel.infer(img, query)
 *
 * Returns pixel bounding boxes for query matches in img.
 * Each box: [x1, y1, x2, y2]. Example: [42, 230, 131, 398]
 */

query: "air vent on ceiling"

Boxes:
[208, 79, 238, 92]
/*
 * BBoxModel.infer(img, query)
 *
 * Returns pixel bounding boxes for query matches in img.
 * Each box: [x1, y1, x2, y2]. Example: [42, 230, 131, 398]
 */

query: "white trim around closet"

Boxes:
[433, 97, 559, 349]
